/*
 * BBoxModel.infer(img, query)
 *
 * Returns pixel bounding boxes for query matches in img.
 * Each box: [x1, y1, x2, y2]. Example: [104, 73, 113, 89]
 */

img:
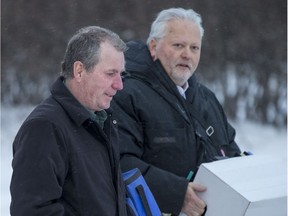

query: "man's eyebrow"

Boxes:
[105, 69, 126, 74]
[105, 69, 118, 73]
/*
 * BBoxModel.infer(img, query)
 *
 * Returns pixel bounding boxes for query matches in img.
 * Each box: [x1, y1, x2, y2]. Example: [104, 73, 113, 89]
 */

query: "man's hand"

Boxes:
[181, 182, 206, 216]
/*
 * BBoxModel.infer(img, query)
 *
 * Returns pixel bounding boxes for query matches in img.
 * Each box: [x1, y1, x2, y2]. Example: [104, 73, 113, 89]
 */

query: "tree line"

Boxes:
[1, 0, 287, 127]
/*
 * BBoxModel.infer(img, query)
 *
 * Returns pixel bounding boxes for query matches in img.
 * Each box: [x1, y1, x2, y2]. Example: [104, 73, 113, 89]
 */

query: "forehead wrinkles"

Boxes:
[163, 19, 201, 41]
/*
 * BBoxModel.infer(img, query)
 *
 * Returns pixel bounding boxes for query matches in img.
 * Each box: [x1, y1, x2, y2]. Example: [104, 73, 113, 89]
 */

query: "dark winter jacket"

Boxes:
[111, 40, 241, 215]
[10, 77, 127, 216]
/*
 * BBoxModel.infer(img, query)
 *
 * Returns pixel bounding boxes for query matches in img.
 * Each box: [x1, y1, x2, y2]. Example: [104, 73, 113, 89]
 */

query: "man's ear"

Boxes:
[148, 39, 158, 61]
[73, 61, 85, 81]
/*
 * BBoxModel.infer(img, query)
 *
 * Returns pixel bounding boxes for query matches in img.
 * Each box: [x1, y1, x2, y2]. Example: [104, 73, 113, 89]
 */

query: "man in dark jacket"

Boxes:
[111, 8, 241, 216]
[10, 26, 127, 216]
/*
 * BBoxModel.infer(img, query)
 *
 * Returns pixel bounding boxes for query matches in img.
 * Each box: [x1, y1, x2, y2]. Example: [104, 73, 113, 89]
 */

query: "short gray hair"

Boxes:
[61, 26, 127, 79]
[147, 8, 204, 45]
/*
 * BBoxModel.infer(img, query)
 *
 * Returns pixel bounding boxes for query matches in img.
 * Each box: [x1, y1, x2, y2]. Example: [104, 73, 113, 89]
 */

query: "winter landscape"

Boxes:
[1, 105, 287, 215]
[1, 0, 286, 215]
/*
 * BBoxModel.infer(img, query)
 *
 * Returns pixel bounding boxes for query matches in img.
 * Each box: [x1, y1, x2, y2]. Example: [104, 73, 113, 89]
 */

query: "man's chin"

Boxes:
[102, 103, 111, 110]
[173, 74, 193, 85]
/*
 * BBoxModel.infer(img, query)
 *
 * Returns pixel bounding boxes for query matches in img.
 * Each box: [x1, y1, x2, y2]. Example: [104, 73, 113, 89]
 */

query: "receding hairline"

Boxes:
[147, 8, 204, 45]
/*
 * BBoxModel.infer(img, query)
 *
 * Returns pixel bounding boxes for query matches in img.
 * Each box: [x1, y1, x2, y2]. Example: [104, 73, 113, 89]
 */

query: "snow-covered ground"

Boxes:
[1, 105, 287, 216]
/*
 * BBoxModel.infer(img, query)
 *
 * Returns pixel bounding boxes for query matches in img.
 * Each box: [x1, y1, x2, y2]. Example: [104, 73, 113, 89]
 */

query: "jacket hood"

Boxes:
[124, 40, 175, 91]
[125, 40, 154, 74]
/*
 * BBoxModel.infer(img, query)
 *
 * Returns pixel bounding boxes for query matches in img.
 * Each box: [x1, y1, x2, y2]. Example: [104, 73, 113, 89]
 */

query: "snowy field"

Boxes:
[1, 105, 287, 216]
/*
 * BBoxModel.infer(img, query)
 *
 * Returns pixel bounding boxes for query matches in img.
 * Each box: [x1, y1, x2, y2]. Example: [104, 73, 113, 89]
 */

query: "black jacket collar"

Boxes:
[50, 76, 92, 126]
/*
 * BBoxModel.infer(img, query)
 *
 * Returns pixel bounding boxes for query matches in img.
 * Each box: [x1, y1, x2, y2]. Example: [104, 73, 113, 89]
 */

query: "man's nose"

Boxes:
[181, 47, 193, 59]
[112, 75, 123, 90]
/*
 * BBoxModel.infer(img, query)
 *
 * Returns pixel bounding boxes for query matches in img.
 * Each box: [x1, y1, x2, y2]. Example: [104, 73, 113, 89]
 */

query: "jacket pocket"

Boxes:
[144, 122, 187, 154]
[142, 122, 195, 175]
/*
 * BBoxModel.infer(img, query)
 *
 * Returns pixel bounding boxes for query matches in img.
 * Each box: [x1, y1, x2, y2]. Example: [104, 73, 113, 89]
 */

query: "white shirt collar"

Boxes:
[176, 82, 189, 99]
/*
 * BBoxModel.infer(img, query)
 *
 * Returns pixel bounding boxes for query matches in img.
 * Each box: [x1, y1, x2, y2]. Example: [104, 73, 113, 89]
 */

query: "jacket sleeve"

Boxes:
[112, 94, 188, 215]
[225, 121, 242, 156]
[10, 118, 67, 216]
[205, 87, 241, 157]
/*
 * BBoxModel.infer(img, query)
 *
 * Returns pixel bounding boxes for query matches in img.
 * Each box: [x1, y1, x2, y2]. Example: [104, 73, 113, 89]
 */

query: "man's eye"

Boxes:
[173, 44, 183, 48]
[191, 46, 200, 52]
[107, 72, 116, 77]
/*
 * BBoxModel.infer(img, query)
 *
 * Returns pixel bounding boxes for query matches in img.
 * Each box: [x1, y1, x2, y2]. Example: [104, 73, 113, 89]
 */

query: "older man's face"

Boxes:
[149, 19, 202, 87]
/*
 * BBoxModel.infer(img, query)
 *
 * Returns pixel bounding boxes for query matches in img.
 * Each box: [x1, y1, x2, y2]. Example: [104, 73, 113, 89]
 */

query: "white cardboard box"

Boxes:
[194, 155, 287, 216]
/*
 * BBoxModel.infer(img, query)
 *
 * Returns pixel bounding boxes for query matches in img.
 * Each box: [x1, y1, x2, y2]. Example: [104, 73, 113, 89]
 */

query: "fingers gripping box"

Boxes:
[194, 155, 287, 216]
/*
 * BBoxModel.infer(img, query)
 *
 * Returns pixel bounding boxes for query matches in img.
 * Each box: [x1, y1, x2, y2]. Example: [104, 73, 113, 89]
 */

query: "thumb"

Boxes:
[190, 182, 206, 192]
